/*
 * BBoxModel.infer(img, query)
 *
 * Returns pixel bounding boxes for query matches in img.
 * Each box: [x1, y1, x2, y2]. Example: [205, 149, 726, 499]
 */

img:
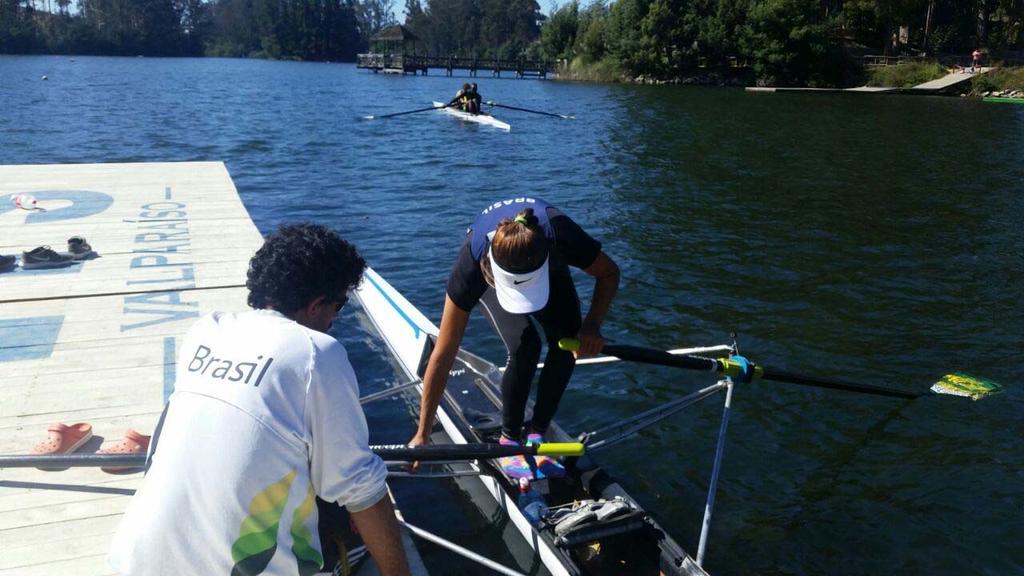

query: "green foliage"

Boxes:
[969, 65, 1024, 93]
[558, 55, 624, 82]
[538, 0, 1022, 86]
[737, 0, 833, 86]
[402, 0, 543, 58]
[2, 0, 1023, 85]
[0, 0, 383, 60]
[539, 1, 579, 61]
[575, 2, 611, 63]
[865, 61, 947, 87]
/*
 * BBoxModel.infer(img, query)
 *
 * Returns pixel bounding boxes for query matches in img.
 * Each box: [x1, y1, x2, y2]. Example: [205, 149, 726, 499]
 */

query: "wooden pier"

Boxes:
[357, 53, 556, 78]
[0, 162, 262, 575]
[0, 162, 431, 576]
[357, 24, 555, 78]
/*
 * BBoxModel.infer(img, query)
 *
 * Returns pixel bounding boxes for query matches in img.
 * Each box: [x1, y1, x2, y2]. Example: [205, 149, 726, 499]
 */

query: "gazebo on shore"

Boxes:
[357, 25, 426, 74]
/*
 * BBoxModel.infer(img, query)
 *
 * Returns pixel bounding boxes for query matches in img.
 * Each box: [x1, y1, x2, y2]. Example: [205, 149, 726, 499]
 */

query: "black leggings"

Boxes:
[478, 275, 581, 439]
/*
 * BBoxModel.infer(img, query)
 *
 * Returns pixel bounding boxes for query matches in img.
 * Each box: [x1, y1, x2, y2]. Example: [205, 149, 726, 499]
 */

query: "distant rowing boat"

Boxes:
[355, 266, 716, 576]
[433, 101, 511, 131]
[983, 96, 1024, 104]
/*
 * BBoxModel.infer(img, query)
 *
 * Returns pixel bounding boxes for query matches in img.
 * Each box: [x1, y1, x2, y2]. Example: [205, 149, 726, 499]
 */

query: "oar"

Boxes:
[0, 442, 585, 469]
[484, 100, 573, 119]
[558, 339, 1001, 401]
[364, 102, 449, 120]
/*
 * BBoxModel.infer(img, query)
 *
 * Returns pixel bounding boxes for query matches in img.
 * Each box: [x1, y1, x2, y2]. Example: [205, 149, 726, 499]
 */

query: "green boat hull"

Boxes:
[983, 96, 1024, 104]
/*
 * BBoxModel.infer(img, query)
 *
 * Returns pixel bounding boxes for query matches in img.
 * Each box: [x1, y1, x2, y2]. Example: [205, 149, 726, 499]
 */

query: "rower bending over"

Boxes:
[408, 198, 619, 479]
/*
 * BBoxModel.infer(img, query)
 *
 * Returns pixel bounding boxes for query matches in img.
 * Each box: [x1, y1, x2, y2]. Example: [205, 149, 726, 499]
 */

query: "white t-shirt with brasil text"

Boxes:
[109, 309, 387, 576]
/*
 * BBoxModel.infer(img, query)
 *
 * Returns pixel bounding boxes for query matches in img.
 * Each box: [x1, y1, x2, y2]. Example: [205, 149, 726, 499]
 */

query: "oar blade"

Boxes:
[930, 373, 1003, 400]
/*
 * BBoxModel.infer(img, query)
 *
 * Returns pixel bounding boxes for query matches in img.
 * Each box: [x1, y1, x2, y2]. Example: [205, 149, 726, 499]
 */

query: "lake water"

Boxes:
[1, 55, 1022, 575]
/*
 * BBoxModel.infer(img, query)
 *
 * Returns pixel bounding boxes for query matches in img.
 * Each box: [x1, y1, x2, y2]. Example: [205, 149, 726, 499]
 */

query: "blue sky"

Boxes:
[540, 0, 561, 15]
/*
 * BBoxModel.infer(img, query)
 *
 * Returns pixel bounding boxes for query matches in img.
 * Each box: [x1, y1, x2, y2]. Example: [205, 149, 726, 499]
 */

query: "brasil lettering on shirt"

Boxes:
[188, 344, 274, 387]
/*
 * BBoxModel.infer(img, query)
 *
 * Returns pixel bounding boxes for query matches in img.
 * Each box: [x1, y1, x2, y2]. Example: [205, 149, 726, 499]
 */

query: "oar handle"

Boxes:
[0, 442, 585, 469]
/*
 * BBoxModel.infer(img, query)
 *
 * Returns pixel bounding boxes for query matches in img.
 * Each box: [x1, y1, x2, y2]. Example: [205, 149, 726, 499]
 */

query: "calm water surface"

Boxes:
[2, 55, 1022, 575]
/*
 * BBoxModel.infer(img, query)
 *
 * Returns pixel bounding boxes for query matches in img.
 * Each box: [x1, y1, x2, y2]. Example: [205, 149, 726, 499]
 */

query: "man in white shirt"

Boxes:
[110, 223, 409, 576]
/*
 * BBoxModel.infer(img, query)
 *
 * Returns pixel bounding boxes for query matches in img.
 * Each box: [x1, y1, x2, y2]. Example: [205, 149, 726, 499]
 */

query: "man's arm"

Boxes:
[409, 295, 470, 446]
[576, 252, 620, 358]
[350, 495, 410, 576]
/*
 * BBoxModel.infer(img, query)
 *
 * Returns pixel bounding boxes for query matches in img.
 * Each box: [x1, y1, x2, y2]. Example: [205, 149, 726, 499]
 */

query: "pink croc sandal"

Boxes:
[97, 429, 150, 474]
[31, 423, 92, 454]
[31, 423, 93, 470]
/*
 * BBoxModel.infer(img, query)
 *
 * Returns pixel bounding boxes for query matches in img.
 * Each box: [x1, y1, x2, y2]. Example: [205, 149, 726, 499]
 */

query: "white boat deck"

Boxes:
[0, 162, 261, 575]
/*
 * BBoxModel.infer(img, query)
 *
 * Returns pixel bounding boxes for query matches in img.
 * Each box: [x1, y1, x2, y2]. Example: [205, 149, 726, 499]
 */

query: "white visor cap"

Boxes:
[489, 244, 550, 314]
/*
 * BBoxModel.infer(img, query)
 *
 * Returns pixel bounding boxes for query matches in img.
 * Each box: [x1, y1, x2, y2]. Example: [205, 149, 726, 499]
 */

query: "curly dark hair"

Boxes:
[246, 223, 366, 314]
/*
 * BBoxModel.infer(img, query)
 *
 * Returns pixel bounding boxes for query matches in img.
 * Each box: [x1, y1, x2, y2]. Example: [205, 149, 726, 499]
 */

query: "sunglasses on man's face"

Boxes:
[331, 294, 349, 314]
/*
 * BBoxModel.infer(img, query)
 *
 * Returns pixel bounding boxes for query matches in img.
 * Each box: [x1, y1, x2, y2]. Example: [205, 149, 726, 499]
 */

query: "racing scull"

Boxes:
[433, 101, 511, 131]
[355, 266, 714, 576]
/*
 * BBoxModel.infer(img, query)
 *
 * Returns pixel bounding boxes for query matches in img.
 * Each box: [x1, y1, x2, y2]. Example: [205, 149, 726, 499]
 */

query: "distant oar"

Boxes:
[0, 442, 585, 469]
[485, 100, 573, 119]
[364, 102, 448, 120]
[558, 339, 1002, 401]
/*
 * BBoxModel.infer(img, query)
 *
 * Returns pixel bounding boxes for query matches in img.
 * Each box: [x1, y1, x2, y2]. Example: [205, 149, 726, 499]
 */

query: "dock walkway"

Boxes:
[911, 67, 993, 90]
[747, 67, 994, 95]
[0, 162, 261, 575]
[0, 162, 430, 576]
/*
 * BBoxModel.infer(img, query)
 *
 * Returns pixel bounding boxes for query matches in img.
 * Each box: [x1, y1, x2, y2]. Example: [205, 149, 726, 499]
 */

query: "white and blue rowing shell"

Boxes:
[354, 266, 709, 576]
[432, 101, 511, 131]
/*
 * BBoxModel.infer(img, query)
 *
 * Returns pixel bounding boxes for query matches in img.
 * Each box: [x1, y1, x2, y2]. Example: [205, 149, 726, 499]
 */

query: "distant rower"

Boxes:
[448, 82, 482, 114]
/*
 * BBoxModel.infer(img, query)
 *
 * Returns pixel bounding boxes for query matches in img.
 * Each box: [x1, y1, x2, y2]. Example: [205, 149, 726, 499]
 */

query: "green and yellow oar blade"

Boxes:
[560, 338, 1005, 402]
[930, 373, 1003, 400]
[534, 442, 585, 457]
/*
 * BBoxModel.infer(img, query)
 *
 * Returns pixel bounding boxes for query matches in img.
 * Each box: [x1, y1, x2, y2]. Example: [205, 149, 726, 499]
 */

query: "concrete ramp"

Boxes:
[912, 67, 993, 91]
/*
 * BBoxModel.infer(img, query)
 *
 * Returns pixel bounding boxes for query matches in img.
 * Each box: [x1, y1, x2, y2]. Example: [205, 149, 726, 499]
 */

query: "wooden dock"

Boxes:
[0, 162, 262, 575]
[910, 67, 993, 90]
[356, 53, 556, 78]
[746, 68, 993, 95]
[0, 162, 431, 576]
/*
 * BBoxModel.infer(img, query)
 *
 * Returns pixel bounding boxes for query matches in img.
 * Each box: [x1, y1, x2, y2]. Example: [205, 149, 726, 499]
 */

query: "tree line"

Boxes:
[2, 0, 1022, 85]
[400, 0, 1023, 85]
[0, 0, 397, 59]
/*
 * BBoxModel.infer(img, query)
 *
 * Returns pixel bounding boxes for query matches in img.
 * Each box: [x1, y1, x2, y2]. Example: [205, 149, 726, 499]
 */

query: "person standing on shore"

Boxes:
[407, 198, 620, 479]
[972, 48, 982, 72]
[109, 223, 410, 576]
